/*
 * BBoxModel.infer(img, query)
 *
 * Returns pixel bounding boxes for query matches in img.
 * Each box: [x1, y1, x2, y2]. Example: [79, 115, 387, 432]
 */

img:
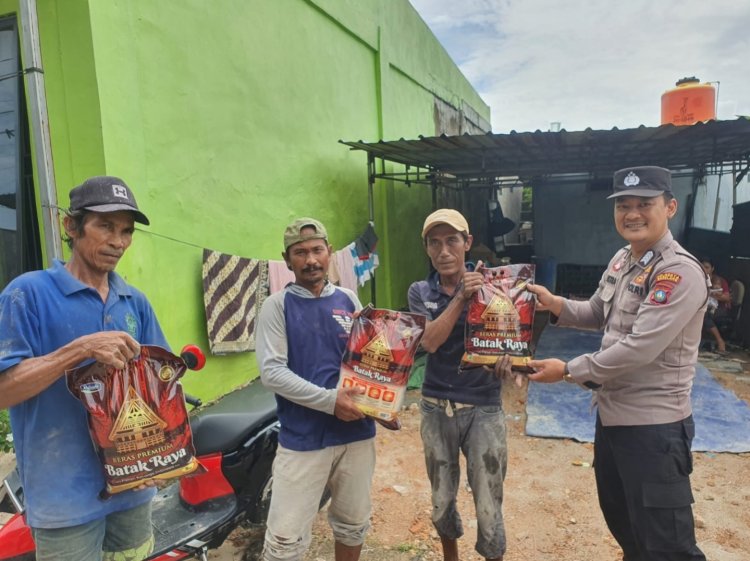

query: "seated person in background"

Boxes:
[701, 257, 731, 353]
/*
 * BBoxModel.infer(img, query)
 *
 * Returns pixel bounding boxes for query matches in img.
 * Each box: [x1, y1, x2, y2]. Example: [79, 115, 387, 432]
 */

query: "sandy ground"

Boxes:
[212, 349, 750, 561]
[1, 352, 747, 561]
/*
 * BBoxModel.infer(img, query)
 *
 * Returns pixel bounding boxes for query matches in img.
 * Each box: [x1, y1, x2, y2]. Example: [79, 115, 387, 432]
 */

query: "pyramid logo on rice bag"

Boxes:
[361, 333, 394, 371]
[110, 387, 167, 452]
[481, 293, 520, 333]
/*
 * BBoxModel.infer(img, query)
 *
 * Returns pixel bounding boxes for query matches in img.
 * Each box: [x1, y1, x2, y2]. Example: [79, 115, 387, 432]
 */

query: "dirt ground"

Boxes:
[212, 349, 750, 561]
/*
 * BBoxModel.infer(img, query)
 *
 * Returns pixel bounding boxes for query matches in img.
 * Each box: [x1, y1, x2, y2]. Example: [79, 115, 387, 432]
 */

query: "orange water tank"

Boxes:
[661, 77, 716, 126]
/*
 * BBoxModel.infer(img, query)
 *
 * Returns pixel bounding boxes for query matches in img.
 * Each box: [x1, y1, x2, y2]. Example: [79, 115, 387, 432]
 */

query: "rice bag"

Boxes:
[462, 264, 536, 371]
[338, 305, 426, 422]
[67, 345, 200, 496]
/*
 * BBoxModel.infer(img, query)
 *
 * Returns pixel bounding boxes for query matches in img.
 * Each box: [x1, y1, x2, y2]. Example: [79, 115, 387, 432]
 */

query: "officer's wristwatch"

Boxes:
[562, 362, 575, 383]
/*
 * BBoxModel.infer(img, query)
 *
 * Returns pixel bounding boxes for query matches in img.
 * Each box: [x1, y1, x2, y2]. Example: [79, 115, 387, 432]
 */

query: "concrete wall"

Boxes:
[15, 0, 488, 399]
[692, 172, 750, 232]
[533, 174, 695, 267]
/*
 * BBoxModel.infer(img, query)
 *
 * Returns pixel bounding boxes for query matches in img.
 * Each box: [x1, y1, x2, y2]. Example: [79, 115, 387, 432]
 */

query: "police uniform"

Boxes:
[556, 166, 708, 561]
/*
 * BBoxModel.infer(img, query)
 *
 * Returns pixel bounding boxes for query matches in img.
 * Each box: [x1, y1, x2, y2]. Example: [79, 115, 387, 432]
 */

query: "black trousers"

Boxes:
[594, 416, 706, 561]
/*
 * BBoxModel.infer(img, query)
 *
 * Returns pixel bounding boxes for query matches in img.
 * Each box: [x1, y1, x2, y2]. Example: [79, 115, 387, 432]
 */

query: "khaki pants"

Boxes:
[263, 438, 376, 561]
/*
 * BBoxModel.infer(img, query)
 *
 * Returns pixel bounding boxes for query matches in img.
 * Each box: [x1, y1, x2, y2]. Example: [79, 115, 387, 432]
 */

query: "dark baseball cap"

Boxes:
[608, 166, 673, 199]
[283, 217, 328, 250]
[69, 176, 150, 225]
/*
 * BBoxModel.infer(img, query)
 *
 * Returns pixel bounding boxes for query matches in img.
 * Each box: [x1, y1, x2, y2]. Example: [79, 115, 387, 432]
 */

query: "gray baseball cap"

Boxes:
[283, 217, 328, 250]
[69, 176, 150, 225]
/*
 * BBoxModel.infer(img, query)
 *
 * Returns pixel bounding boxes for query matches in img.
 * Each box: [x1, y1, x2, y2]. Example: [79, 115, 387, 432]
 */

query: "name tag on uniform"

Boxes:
[627, 284, 645, 296]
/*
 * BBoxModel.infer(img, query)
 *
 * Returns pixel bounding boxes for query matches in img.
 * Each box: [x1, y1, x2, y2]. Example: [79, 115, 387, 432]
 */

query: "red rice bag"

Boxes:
[67, 345, 199, 495]
[338, 306, 425, 422]
[462, 264, 536, 371]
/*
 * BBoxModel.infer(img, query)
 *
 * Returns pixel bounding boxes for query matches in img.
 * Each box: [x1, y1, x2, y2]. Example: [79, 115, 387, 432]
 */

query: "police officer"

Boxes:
[526, 166, 708, 561]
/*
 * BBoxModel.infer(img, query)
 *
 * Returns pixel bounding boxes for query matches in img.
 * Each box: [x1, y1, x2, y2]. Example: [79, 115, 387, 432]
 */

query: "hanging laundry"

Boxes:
[268, 260, 296, 294]
[350, 243, 379, 287]
[334, 243, 359, 292]
[354, 222, 378, 259]
[202, 249, 268, 354]
[328, 252, 342, 286]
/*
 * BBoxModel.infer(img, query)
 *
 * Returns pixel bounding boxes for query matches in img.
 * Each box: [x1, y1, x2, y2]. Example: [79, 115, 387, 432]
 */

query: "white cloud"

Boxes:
[409, 0, 750, 132]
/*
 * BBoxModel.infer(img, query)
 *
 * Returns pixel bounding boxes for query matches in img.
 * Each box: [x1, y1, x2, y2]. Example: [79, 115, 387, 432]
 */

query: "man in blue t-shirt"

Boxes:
[255, 217, 375, 561]
[0, 176, 168, 561]
[408, 209, 512, 561]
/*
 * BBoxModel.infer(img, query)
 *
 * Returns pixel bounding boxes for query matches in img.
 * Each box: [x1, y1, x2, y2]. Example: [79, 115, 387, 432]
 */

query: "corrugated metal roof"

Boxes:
[341, 118, 750, 180]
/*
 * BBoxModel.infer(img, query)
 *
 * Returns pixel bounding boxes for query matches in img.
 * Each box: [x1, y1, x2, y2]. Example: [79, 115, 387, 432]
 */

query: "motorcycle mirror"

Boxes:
[180, 345, 206, 371]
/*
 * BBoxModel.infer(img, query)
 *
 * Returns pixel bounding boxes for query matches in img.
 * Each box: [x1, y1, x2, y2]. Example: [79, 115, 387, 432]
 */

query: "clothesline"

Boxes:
[201, 223, 379, 355]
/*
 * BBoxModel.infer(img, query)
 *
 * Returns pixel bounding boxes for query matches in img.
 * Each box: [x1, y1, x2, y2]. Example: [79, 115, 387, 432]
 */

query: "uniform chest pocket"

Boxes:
[600, 282, 616, 318]
[600, 282, 616, 303]
[618, 290, 644, 332]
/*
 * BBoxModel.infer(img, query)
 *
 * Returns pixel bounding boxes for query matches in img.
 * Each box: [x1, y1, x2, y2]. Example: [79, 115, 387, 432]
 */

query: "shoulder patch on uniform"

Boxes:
[650, 288, 670, 305]
[654, 272, 681, 284]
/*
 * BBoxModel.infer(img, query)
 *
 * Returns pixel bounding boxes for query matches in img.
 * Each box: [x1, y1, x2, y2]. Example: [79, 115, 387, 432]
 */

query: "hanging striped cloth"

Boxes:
[202, 249, 269, 354]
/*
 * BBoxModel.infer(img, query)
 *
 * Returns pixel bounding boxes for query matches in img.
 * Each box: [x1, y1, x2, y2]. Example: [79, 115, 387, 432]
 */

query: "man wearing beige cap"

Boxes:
[527, 166, 708, 560]
[408, 208, 511, 561]
[256, 217, 376, 561]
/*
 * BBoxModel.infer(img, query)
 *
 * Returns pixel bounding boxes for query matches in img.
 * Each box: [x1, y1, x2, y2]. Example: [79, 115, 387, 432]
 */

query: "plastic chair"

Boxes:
[730, 280, 745, 319]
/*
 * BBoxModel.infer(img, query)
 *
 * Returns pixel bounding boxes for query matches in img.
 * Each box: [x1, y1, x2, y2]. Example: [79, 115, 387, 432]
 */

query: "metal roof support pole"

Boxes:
[712, 171, 723, 230]
[733, 159, 750, 209]
[19, 0, 61, 263]
[431, 176, 437, 209]
[735, 160, 750, 187]
[367, 152, 376, 306]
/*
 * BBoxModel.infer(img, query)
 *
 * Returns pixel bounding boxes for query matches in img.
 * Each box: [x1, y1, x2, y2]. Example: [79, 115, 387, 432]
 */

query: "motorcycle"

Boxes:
[0, 346, 287, 561]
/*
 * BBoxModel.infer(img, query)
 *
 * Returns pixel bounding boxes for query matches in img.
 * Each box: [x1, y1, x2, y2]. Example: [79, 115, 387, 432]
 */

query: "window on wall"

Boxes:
[0, 16, 41, 291]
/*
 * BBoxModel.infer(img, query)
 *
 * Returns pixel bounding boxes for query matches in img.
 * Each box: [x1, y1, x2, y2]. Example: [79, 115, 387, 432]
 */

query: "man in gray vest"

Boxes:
[527, 166, 708, 561]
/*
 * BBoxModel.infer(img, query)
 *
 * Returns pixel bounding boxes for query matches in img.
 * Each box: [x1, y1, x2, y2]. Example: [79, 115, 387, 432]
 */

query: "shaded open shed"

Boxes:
[342, 118, 750, 343]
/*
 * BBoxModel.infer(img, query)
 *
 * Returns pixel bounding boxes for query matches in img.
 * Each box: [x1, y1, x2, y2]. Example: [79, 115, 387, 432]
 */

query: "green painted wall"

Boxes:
[36, 0, 105, 195]
[28, 0, 489, 400]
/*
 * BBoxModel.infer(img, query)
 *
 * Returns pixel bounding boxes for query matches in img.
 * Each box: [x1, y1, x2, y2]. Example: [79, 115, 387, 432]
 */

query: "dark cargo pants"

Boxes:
[594, 415, 706, 561]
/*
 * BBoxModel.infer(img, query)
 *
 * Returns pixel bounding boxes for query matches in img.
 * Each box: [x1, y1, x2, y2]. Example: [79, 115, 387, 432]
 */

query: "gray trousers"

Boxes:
[420, 398, 508, 559]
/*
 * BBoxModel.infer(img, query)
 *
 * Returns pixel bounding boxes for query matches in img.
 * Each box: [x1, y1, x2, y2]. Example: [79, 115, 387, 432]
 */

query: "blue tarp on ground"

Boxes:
[525, 326, 750, 453]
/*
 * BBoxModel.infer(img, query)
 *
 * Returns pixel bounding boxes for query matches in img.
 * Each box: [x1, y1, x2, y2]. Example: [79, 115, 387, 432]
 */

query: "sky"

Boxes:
[408, 0, 750, 133]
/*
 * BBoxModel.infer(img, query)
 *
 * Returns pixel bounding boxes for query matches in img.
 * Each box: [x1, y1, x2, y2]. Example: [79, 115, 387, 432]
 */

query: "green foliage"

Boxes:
[521, 185, 534, 222]
[522, 185, 533, 205]
[0, 409, 14, 453]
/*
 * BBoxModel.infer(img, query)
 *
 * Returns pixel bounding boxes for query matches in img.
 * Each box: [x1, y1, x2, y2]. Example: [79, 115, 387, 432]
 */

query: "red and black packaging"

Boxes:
[338, 306, 426, 422]
[67, 345, 200, 496]
[462, 264, 536, 371]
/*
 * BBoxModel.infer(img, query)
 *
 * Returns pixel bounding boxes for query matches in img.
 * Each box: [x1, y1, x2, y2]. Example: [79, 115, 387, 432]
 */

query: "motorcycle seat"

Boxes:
[190, 382, 278, 455]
